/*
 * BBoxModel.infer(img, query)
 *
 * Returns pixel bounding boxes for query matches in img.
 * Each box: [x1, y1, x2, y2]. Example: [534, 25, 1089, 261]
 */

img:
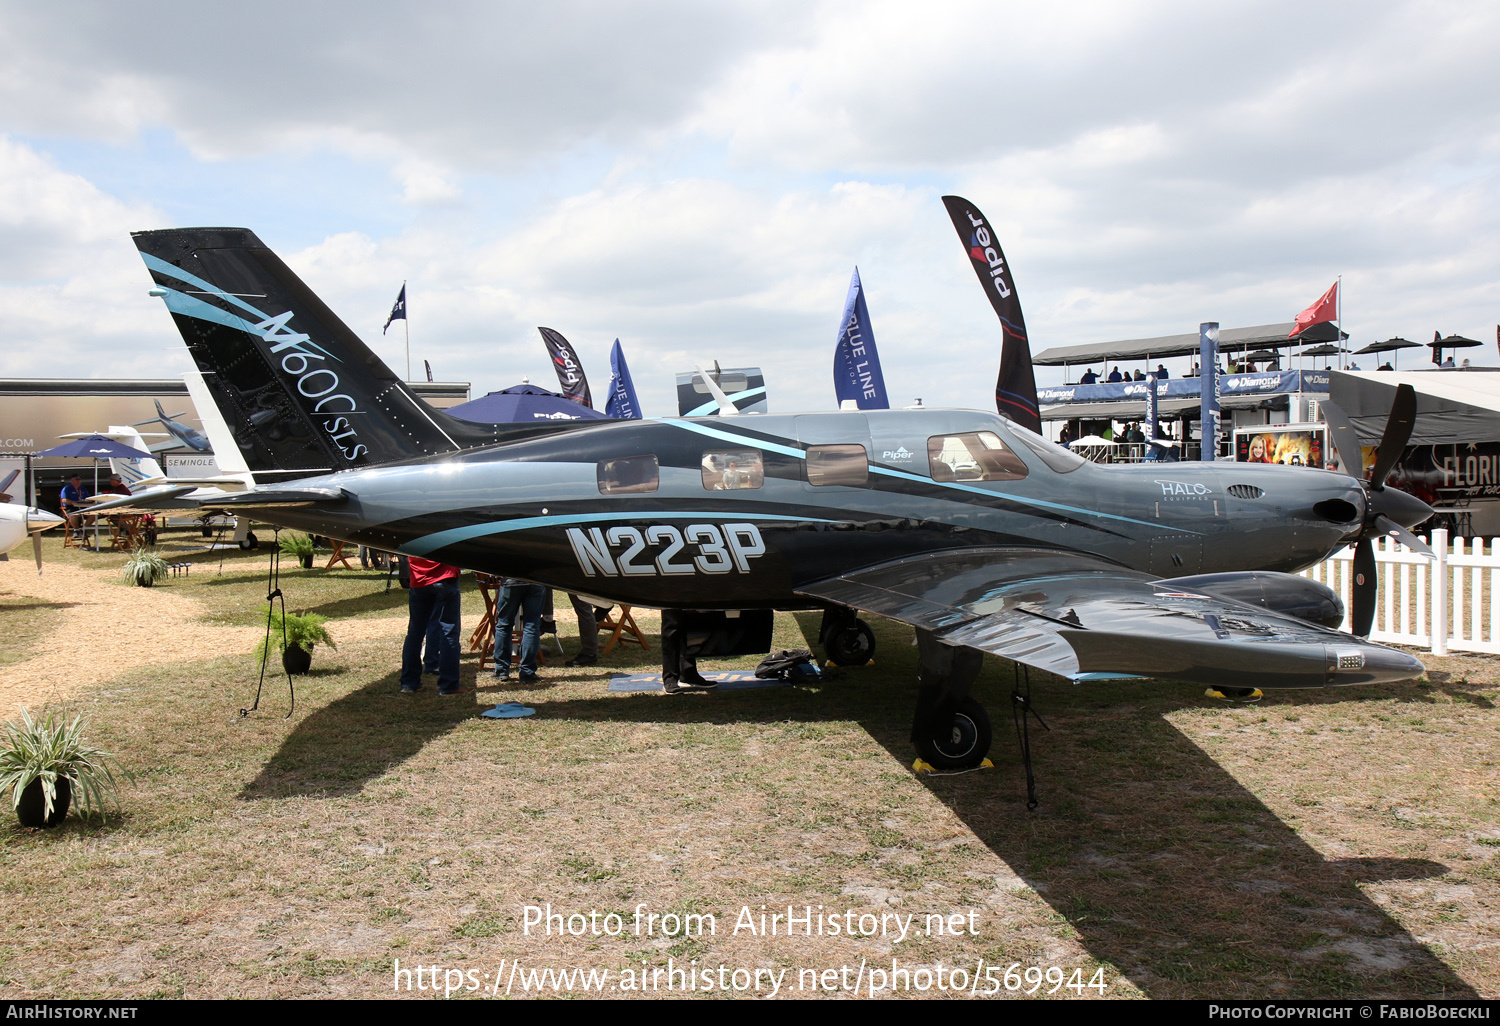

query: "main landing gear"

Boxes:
[819, 606, 876, 666]
[909, 630, 1049, 809]
[910, 630, 991, 770]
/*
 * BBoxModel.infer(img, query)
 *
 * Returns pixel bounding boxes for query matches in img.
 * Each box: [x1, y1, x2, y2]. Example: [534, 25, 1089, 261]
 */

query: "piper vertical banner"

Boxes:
[1200, 322, 1221, 462]
[940, 195, 1041, 434]
[832, 267, 889, 410]
[605, 339, 642, 420]
[539, 327, 593, 408]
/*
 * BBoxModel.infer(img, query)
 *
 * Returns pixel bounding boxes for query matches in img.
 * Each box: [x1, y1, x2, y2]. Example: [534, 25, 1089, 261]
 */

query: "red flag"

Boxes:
[1288, 281, 1338, 337]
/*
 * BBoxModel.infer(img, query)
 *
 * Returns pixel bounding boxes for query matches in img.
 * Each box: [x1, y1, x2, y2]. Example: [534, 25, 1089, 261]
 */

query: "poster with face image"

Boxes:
[1235, 429, 1325, 469]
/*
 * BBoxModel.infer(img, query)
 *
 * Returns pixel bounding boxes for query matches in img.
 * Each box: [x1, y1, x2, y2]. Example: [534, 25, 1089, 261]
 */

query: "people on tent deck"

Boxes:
[1107, 366, 1123, 382]
[1132, 369, 1146, 381]
[1079, 368, 1098, 384]
[1156, 364, 1169, 379]
[1378, 362, 1394, 371]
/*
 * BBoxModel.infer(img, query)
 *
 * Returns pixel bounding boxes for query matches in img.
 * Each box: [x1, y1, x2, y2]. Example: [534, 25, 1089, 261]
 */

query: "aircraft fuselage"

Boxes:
[241, 409, 1367, 609]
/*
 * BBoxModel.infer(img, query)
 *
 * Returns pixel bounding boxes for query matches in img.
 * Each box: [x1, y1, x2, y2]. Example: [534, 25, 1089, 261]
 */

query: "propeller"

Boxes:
[1321, 383, 1435, 636]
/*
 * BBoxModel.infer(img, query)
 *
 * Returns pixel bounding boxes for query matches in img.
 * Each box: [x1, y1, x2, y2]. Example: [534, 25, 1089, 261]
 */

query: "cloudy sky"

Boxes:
[2, 0, 1497, 416]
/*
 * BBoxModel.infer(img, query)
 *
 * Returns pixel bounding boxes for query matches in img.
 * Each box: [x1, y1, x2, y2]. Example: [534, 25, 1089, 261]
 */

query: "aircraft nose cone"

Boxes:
[1370, 485, 1433, 531]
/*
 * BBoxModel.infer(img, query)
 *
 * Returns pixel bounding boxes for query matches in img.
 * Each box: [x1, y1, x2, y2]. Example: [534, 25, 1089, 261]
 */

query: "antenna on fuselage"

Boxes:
[694, 364, 739, 416]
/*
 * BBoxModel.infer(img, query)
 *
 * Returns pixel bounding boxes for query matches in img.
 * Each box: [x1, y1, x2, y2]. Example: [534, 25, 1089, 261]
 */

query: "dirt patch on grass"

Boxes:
[0, 559, 410, 716]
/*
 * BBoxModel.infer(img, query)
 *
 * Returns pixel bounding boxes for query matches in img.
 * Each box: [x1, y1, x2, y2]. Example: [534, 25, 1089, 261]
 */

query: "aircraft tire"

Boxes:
[238, 532, 259, 551]
[825, 619, 876, 666]
[916, 697, 991, 771]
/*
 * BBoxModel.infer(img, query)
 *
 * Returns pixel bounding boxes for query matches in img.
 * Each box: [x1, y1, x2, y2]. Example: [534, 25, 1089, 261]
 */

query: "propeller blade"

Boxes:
[1350, 539, 1376, 638]
[1319, 398, 1366, 479]
[1370, 383, 1417, 487]
[1374, 515, 1434, 558]
[32, 533, 42, 575]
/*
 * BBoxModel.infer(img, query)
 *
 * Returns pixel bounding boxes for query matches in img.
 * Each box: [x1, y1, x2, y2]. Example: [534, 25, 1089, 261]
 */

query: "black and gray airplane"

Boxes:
[105, 227, 1433, 772]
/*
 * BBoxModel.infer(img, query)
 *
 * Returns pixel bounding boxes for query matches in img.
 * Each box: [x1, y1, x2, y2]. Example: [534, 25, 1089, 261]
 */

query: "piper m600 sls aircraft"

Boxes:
[101, 227, 1432, 772]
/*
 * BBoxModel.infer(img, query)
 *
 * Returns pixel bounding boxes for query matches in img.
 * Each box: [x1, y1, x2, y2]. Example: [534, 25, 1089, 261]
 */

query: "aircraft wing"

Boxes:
[794, 547, 1422, 688]
[87, 486, 345, 515]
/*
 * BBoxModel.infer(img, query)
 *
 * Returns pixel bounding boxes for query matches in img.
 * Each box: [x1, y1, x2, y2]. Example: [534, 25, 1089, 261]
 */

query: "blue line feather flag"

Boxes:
[605, 339, 642, 419]
[832, 267, 889, 410]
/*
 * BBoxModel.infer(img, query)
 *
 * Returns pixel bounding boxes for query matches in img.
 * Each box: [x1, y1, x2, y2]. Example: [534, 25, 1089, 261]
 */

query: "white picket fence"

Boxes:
[1298, 528, 1500, 655]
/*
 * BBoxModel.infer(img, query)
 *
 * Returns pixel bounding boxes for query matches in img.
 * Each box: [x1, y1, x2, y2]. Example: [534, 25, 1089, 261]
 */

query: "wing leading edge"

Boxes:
[794, 548, 1423, 688]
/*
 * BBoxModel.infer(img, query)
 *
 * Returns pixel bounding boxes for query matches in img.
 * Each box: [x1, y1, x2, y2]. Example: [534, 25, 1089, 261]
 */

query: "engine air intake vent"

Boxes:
[1227, 484, 1264, 499]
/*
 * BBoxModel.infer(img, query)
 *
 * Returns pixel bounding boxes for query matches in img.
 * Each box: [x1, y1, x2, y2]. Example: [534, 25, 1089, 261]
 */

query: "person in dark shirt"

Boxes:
[1079, 368, 1098, 384]
[1107, 367, 1123, 383]
[1156, 364, 1169, 379]
[1132, 369, 1146, 381]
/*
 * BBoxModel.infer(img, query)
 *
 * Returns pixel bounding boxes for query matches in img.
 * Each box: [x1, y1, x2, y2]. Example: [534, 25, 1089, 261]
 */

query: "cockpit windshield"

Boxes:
[1006, 424, 1089, 474]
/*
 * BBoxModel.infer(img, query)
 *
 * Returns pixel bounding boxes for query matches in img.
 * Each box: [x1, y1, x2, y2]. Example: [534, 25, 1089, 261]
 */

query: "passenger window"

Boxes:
[598, 455, 659, 494]
[806, 444, 868, 486]
[927, 432, 1028, 482]
[702, 450, 763, 490]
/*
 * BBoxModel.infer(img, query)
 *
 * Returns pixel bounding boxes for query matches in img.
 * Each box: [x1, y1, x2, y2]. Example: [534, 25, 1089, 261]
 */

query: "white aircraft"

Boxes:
[57, 373, 263, 548]
[0, 471, 65, 573]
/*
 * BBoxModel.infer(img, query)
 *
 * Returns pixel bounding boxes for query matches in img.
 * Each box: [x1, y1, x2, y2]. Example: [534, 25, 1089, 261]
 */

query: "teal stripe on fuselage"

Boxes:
[867, 465, 1190, 534]
[401, 510, 835, 558]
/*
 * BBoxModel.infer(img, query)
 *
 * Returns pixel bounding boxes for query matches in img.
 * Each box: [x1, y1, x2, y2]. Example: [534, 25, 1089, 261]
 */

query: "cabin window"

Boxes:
[805, 444, 868, 487]
[927, 432, 1029, 482]
[598, 455, 659, 494]
[702, 450, 764, 490]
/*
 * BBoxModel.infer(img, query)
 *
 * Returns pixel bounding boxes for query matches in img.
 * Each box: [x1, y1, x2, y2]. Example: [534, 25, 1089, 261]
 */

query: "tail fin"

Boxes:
[133, 227, 590, 478]
[103, 426, 166, 489]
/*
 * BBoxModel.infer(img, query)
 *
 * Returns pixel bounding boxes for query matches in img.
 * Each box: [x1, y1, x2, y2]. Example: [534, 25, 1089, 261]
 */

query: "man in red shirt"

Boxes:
[402, 558, 463, 694]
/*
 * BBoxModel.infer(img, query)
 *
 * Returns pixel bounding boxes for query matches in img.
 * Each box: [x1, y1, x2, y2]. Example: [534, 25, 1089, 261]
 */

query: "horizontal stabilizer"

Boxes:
[86, 486, 200, 514]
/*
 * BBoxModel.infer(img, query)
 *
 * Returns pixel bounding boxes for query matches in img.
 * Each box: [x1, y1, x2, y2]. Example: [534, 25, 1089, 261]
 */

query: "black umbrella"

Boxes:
[1432, 333, 1482, 350]
[1299, 343, 1347, 358]
[1354, 337, 1420, 355]
[1242, 349, 1280, 362]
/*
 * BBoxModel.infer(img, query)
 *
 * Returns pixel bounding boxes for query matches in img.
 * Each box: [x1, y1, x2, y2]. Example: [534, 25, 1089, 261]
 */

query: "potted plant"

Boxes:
[121, 547, 169, 587]
[256, 610, 337, 675]
[0, 708, 129, 829]
[279, 532, 317, 570]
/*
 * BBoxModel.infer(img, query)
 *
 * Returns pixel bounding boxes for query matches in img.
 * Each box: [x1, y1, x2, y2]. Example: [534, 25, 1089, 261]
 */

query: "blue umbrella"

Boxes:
[446, 384, 609, 424]
[33, 435, 153, 460]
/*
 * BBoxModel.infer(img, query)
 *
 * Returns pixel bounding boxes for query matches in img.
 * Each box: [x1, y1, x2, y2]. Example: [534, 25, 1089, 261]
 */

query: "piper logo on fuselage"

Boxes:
[882, 446, 915, 461]
[253, 310, 368, 461]
[567, 522, 766, 577]
[1157, 480, 1213, 497]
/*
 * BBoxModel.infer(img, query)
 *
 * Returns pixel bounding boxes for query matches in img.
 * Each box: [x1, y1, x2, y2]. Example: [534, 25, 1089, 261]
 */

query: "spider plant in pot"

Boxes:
[256, 610, 337, 675]
[121, 547, 169, 588]
[0, 708, 130, 829]
[279, 532, 317, 569]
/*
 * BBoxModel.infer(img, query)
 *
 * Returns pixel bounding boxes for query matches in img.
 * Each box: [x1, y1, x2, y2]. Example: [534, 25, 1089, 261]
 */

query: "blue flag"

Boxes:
[605, 339, 641, 419]
[832, 267, 889, 410]
[383, 283, 406, 335]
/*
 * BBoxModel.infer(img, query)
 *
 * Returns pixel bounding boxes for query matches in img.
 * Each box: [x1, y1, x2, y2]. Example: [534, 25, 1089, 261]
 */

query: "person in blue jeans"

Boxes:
[493, 580, 546, 683]
[401, 558, 462, 694]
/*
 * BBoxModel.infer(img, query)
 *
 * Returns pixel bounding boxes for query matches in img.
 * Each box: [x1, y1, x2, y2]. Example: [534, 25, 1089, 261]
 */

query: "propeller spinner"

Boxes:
[1321, 384, 1435, 636]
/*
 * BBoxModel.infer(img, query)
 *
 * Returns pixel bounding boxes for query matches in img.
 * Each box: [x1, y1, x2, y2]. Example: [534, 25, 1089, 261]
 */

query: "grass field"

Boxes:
[0, 530, 1495, 999]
